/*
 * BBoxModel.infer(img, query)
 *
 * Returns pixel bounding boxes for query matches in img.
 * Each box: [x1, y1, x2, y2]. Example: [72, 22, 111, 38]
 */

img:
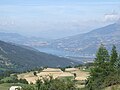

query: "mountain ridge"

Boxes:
[0, 40, 78, 72]
[48, 23, 120, 56]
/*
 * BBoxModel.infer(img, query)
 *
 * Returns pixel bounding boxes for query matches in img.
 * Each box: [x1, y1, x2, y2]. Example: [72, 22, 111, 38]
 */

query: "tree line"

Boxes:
[86, 44, 120, 90]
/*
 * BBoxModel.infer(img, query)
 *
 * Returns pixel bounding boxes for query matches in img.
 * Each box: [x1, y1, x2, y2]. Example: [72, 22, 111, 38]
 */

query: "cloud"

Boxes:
[104, 13, 120, 22]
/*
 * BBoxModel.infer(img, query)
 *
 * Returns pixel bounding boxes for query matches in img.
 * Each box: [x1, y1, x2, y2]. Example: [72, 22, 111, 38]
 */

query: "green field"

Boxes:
[0, 83, 13, 90]
[0, 83, 26, 90]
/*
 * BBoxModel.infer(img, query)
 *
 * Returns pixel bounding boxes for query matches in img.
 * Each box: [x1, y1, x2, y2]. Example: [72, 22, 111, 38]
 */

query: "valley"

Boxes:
[0, 40, 79, 72]
[0, 0, 120, 90]
[1, 23, 120, 59]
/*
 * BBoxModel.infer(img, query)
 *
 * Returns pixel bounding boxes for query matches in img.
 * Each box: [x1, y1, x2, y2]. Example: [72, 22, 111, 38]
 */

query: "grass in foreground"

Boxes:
[0, 83, 29, 90]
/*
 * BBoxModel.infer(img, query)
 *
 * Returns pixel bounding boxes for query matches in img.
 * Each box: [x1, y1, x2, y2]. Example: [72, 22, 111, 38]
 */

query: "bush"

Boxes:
[19, 79, 28, 84]
[22, 85, 35, 90]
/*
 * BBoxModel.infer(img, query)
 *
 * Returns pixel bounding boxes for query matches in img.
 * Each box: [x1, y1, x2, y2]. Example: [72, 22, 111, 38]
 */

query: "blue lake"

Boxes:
[35, 47, 80, 57]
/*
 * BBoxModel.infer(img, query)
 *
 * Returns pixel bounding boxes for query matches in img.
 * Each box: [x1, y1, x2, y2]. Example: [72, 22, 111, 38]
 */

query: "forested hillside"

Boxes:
[0, 40, 77, 72]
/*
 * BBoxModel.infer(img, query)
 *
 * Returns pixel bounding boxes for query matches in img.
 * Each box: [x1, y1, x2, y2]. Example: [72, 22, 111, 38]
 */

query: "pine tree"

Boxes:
[86, 45, 120, 89]
[114, 55, 120, 73]
[86, 44, 110, 90]
[95, 44, 110, 68]
[110, 45, 118, 66]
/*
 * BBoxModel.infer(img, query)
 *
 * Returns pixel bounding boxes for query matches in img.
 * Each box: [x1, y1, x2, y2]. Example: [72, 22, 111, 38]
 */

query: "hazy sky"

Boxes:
[0, 0, 120, 39]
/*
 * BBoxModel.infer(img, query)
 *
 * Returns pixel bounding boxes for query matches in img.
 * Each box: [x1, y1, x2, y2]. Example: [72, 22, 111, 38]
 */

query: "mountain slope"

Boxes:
[0, 40, 77, 72]
[49, 23, 120, 56]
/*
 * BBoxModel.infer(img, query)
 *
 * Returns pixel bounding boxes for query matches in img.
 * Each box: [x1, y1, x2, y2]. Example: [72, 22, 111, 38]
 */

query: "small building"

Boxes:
[9, 86, 22, 90]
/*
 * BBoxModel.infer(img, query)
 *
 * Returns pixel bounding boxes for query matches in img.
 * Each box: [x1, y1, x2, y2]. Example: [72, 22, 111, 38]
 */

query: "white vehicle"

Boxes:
[9, 86, 22, 90]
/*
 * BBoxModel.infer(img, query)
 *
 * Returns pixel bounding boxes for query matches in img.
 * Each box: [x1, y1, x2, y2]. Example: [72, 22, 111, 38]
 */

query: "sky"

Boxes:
[0, 0, 120, 39]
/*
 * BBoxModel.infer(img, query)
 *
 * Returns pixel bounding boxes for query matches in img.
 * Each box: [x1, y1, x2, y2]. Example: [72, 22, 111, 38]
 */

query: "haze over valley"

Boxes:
[1, 21, 120, 63]
[0, 1, 120, 90]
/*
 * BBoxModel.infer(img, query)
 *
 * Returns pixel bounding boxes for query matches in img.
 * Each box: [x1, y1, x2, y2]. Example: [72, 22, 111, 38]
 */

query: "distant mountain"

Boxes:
[1, 22, 120, 58]
[0, 40, 78, 72]
[48, 23, 120, 56]
[0, 32, 27, 44]
[0, 32, 50, 47]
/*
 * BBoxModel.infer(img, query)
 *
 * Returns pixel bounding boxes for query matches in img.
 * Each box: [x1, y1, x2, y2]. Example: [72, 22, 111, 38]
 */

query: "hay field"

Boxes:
[18, 68, 89, 84]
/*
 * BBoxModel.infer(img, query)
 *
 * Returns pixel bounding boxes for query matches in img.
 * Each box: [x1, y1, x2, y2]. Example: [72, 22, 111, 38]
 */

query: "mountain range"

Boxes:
[0, 22, 120, 58]
[48, 23, 120, 56]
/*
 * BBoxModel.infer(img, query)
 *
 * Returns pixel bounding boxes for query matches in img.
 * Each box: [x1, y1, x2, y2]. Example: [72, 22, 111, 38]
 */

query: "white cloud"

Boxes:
[104, 13, 120, 22]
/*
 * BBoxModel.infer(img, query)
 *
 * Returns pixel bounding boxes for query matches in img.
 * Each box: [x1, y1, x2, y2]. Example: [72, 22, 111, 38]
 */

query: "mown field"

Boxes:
[17, 68, 89, 84]
[0, 68, 89, 90]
